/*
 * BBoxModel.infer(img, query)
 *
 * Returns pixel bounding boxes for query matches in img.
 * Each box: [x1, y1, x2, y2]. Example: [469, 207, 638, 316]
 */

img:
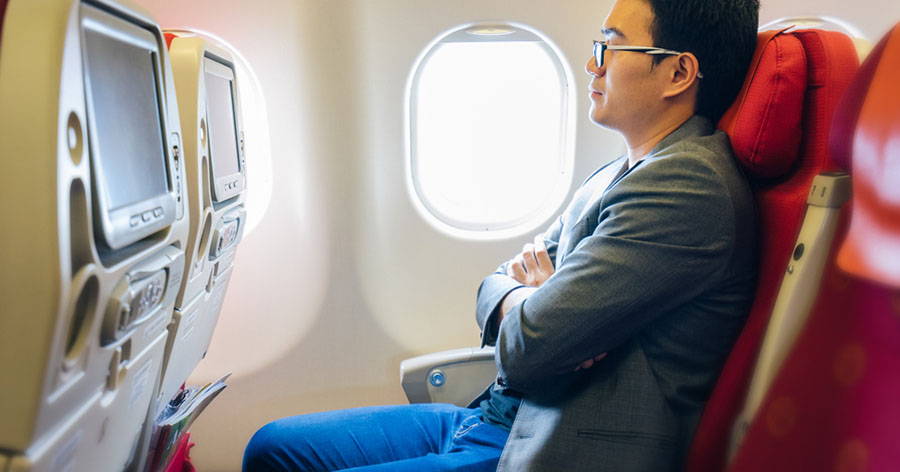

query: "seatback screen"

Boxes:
[204, 67, 240, 178]
[83, 28, 168, 211]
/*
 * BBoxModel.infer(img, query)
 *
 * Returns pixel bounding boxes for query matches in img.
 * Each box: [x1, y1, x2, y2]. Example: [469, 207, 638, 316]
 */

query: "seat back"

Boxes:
[123, 32, 250, 472]
[156, 31, 248, 410]
[729, 23, 900, 471]
[687, 28, 860, 472]
[0, 0, 190, 469]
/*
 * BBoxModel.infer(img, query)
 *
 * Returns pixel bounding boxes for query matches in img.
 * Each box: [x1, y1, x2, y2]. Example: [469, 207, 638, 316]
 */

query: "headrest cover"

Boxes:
[719, 29, 807, 179]
[836, 24, 900, 288]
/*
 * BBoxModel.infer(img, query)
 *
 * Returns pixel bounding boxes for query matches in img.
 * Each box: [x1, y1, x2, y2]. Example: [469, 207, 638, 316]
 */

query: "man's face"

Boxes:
[586, 0, 668, 134]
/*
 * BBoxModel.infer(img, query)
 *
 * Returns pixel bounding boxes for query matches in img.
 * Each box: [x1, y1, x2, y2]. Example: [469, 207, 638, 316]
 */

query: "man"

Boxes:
[243, 0, 759, 470]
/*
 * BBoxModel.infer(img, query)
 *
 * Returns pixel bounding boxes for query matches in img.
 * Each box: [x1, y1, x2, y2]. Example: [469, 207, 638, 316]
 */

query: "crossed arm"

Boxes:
[476, 155, 734, 394]
[499, 236, 607, 372]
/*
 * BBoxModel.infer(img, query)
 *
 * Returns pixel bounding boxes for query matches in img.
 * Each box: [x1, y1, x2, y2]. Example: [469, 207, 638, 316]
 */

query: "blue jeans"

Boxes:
[243, 404, 509, 471]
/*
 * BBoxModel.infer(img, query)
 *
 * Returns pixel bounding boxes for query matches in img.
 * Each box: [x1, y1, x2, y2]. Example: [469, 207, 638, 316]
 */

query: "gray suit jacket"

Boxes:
[474, 116, 757, 471]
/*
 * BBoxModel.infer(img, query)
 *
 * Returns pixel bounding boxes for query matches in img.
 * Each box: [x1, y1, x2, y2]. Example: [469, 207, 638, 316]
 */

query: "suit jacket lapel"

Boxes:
[557, 116, 715, 262]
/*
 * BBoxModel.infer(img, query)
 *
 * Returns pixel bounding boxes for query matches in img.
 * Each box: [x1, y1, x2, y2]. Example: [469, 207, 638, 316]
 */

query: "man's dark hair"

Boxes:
[647, 0, 759, 122]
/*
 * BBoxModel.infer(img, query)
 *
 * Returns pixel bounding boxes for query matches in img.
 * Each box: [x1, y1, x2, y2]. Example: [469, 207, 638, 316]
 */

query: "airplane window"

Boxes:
[407, 23, 575, 240]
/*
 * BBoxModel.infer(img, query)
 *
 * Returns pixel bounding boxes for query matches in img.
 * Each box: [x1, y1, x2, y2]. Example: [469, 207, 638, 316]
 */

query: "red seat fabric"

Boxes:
[686, 29, 859, 472]
[729, 25, 900, 471]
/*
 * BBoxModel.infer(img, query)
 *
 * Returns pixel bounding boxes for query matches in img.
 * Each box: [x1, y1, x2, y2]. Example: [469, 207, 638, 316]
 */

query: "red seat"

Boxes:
[687, 28, 860, 472]
[729, 23, 900, 471]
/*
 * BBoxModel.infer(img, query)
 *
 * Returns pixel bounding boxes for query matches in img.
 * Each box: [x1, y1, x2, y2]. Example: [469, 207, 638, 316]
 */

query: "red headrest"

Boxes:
[719, 29, 808, 179]
[835, 24, 900, 288]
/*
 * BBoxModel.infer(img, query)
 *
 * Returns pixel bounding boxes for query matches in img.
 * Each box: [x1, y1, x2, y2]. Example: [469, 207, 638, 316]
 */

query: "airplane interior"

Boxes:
[0, 0, 898, 471]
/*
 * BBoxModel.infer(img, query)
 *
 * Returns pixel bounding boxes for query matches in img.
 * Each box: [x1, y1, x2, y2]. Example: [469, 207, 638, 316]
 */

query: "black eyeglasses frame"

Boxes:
[592, 40, 703, 79]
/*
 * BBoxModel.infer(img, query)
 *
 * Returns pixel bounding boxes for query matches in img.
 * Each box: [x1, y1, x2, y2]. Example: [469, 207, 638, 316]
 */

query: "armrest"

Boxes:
[400, 347, 497, 407]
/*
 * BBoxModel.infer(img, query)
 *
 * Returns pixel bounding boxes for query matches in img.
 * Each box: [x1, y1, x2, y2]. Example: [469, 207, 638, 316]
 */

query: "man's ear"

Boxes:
[662, 52, 700, 99]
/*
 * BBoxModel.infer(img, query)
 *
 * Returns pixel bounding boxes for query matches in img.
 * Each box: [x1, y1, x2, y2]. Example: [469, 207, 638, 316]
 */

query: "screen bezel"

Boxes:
[80, 4, 176, 250]
[203, 54, 245, 203]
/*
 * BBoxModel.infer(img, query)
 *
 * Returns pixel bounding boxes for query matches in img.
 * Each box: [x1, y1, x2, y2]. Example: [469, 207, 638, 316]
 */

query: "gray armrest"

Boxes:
[400, 347, 497, 407]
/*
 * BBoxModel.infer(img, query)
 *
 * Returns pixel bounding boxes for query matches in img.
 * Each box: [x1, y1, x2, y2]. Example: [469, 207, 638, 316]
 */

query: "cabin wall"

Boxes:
[130, 1, 898, 470]
[762, 0, 897, 38]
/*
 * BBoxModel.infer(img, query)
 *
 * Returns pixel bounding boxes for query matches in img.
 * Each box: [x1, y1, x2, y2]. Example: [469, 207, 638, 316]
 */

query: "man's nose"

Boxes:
[585, 56, 604, 78]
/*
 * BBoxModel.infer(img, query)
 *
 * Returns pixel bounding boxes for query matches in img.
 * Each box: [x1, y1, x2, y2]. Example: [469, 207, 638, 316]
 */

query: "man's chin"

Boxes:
[589, 112, 615, 130]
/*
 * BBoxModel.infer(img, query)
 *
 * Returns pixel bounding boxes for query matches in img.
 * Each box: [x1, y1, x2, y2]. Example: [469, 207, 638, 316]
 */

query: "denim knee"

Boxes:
[243, 420, 289, 472]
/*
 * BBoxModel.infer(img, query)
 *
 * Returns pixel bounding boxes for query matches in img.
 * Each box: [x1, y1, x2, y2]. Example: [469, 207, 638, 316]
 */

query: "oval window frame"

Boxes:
[405, 21, 576, 240]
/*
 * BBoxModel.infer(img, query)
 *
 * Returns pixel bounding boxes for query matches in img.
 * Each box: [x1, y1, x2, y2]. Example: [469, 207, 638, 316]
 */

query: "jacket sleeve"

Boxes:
[494, 155, 736, 393]
[475, 215, 563, 347]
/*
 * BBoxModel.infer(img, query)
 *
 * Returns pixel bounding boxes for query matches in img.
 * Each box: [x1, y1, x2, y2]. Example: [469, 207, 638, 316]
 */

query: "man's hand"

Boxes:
[503, 234, 606, 372]
[508, 235, 555, 287]
[499, 235, 606, 372]
[574, 353, 608, 371]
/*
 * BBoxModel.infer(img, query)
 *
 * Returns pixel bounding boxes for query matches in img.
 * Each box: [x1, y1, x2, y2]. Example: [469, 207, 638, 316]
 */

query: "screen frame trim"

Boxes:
[202, 54, 245, 203]
[80, 3, 177, 251]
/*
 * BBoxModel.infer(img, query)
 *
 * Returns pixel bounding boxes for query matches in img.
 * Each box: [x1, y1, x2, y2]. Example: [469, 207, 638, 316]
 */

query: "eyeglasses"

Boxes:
[592, 40, 703, 79]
